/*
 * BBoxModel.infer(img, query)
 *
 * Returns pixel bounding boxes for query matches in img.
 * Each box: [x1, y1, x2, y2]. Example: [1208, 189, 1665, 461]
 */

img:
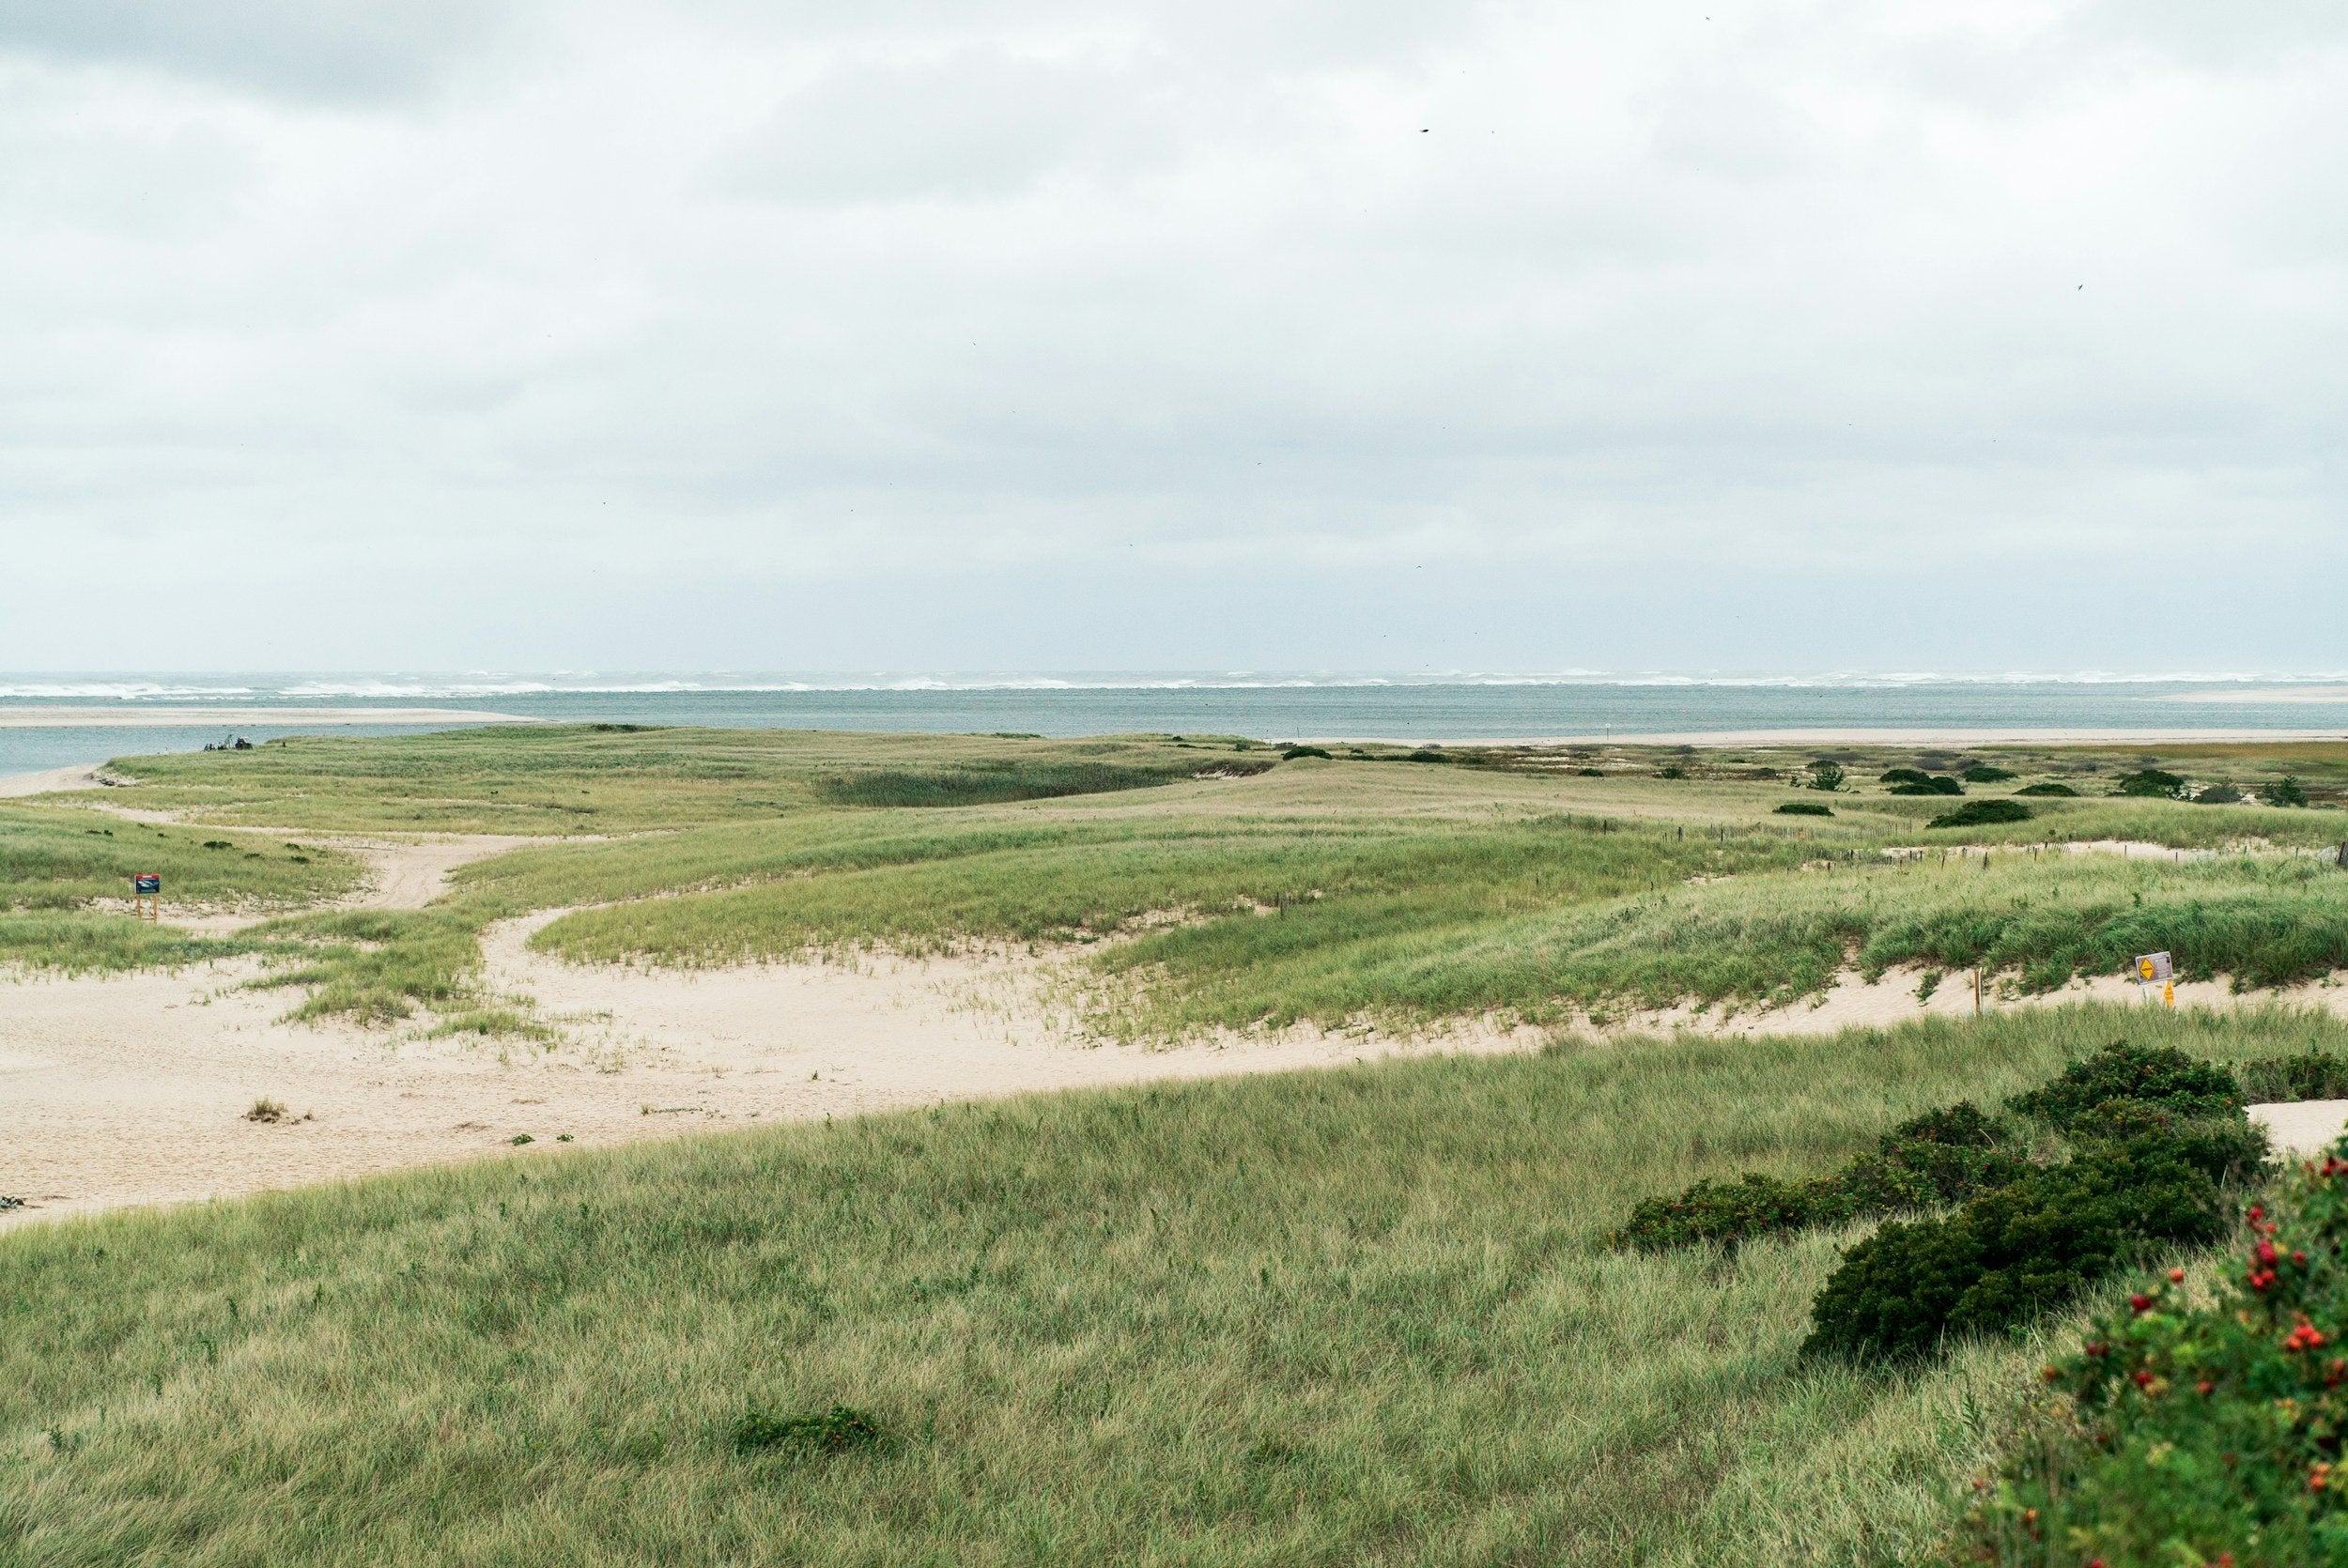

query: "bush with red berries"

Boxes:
[1952, 1145, 2348, 1565]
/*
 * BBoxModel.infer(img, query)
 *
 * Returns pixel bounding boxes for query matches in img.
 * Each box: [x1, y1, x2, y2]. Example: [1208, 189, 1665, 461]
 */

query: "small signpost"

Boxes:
[131, 872, 161, 923]
[2134, 950, 2174, 1008]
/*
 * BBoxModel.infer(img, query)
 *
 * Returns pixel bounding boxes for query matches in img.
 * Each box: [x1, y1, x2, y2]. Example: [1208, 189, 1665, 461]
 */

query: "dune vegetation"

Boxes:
[9, 1003, 2341, 1565]
[13, 727, 2348, 1560]
[18, 724, 2348, 1034]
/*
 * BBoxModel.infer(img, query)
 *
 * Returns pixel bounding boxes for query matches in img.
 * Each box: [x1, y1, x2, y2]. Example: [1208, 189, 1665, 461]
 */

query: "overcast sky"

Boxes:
[0, 0, 2341, 674]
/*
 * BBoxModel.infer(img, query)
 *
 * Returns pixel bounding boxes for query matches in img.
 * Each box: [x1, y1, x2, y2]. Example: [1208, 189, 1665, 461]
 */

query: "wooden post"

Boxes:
[1973, 967, 1982, 1016]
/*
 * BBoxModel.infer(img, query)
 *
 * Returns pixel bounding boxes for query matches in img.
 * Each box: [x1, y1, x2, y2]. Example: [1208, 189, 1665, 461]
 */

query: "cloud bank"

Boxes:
[0, 0, 2340, 671]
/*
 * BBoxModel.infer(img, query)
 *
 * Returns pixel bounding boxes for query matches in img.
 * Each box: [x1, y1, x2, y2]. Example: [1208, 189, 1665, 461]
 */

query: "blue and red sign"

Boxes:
[133, 873, 161, 895]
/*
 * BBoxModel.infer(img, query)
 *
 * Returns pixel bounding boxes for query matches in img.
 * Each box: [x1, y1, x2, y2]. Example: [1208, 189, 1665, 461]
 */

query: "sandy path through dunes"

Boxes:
[0, 918, 1536, 1227]
[153, 833, 539, 935]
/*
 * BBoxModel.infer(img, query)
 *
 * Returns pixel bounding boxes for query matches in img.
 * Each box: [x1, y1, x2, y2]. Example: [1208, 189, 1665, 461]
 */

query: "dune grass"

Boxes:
[99, 726, 1259, 834]
[526, 816, 2348, 1039]
[8, 1003, 2337, 1565]
[0, 804, 359, 977]
[0, 804, 357, 913]
[21, 727, 2348, 1030]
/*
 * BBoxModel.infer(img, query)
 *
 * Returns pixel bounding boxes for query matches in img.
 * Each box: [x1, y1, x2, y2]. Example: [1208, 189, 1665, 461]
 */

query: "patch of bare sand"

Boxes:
[0, 915, 1537, 1227]
[0, 763, 103, 798]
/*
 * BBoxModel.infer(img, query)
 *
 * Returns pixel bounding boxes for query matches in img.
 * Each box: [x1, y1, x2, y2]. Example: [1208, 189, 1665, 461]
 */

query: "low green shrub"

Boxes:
[1404, 749, 1447, 763]
[2116, 768, 2189, 799]
[1892, 776, 1967, 797]
[1963, 764, 2019, 783]
[2236, 1048, 2348, 1104]
[1927, 800, 2032, 828]
[1801, 1045, 2266, 1363]
[2198, 780, 2248, 805]
[1613, 1102, 2022, 1253]
[1281, 746, 1333, 761]
[1955, 1147, 2348, 1564]
[1610, 1171, 1817, 1253]
[1802, 1134, 2233, 1363]
[1881, 768, 1934, 787]
[733, 1405, 890, 1458]
[2272, 776, 2312, 807]
[2005, 1041, 2243, 1130]
[2013, 782, 2078, 797]
[1774, 801, 1833, 817]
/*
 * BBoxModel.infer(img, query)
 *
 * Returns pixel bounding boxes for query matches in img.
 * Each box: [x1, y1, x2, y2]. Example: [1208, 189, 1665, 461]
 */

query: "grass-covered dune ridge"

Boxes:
[21, 724, 2348, 1033]
[0, 803, 361, 976]
[101, 725, 1274, 834]
[8, 1003, 2336, 1565]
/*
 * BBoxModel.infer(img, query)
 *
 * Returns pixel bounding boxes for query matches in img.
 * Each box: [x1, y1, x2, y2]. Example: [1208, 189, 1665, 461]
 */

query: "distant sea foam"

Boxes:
[8, 670, 2348, 701]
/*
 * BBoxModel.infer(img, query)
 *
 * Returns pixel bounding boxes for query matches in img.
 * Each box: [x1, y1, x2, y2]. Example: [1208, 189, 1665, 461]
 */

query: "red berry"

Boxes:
[2169, 1268, 2186, 1284]
[2130, 1294, 2153, 1313]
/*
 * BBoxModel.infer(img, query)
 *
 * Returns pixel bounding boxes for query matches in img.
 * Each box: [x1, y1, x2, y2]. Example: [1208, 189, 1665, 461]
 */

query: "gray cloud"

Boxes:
[0, 0, 2342, 672]
[0, 0, 524, 99]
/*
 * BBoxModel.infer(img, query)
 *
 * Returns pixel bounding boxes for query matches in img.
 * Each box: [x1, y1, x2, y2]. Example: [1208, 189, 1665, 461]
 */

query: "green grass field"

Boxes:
[8, 1003, 2329, 1565]
[10, 727, 2348, 1561]
[21, 725, 2348, 1033]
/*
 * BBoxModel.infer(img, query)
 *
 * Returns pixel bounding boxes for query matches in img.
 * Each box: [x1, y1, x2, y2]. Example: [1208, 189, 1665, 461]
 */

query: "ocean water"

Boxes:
[4, 672, 2346, 777]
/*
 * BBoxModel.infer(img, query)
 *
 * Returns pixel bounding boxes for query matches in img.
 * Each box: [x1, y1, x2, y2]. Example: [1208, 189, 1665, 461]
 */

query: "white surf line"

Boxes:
[0, 706, 533, 728]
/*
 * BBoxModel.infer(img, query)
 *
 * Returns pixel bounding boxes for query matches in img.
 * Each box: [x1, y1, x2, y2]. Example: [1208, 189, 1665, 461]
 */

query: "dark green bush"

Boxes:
[1962, 763, 2018, 783]
[1280, 746, 1333, 761]
[2006, 1041, 2244, 1130]
[1613, 1103, 2020, 1253]
[1926, 799, 2032, 828]
[2013, 781, 2078, 797]
[1807, 761, 1846, 792]
[2271, 775, 2311, 807]
[734, 1405, 889, 1457]
[1891, 776, 1966, 796]
[1774, 801, 1832, 817]
[2235, 1048, 2348, 1103]
[2116, 768, 2189, 799]
[1610, 1172, 1818, 1253]
[1575, 767, 1603, 777]
[2198, 779, 2248, 805]
[1404, 749, 1447, 763]
[1879, 767, 1933, 787]
[1802, 1136, 2231, 1362]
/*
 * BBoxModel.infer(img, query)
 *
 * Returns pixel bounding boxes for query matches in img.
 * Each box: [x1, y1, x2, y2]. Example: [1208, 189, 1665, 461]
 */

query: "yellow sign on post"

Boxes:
[2134, 951, 2174, 1007]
